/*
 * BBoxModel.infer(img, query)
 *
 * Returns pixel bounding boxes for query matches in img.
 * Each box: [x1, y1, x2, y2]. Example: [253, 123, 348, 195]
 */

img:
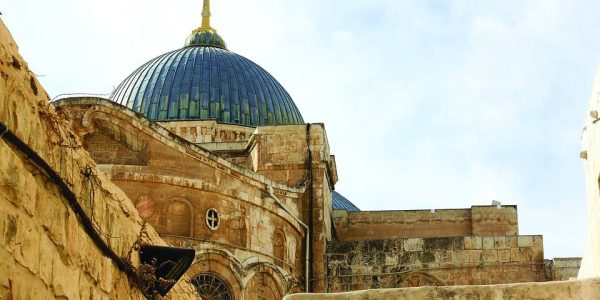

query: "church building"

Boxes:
[51, 1, 579, 298]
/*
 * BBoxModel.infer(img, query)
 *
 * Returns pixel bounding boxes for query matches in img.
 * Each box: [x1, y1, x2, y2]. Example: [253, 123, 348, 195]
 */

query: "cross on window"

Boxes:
[206, 208, 219, 230]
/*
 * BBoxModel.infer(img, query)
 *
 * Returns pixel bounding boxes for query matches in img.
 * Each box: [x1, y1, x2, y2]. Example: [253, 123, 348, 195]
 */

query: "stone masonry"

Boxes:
[0, 19, 195, 299]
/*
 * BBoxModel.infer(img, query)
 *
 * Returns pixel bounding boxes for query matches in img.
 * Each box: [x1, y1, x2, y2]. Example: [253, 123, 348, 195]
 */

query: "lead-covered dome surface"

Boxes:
[332, 191, 360, 212]
[109, 44, 303, 127]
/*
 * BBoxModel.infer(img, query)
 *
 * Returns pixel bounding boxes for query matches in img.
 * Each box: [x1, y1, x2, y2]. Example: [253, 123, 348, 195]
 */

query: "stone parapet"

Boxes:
[546, 257, 582, 281]
[333, 205, 518, 241]
[283, 277, 600, 300]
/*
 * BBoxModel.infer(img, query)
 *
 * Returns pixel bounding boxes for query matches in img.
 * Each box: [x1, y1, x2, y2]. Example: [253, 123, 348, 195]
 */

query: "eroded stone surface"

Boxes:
[284, 277, 600, 300]
[0, 19, 196, 299]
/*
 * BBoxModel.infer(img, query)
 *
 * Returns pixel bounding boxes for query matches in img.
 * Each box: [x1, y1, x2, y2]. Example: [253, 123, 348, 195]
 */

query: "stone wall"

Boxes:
[0, 19, 195, 299]
[325, 235, 545, 292]
[333, 205, 518, 241]
[157, 120, 255, 144]
[546, 258, 581, 281]
[579, 64, 600, 278]
[471, 206, 519, 236]
[283, 277, 600, 300]
[55, 98, 308, 296]
[83, 133, 148, 165]
[245, 123, 338, 292]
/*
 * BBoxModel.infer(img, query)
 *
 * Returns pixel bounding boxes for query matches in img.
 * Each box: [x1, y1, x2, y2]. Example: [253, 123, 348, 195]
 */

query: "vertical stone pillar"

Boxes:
[307, 124, 336, 292]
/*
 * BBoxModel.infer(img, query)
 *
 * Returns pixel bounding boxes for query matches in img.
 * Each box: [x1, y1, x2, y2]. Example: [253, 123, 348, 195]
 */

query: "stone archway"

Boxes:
[397, 271, 444, 288]
[188, 251, 244, 300]
[244, 271, 284, 300]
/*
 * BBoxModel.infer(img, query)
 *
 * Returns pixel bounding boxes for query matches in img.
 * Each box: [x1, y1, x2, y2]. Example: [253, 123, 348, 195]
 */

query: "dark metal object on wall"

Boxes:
[138, 245, 196, 297]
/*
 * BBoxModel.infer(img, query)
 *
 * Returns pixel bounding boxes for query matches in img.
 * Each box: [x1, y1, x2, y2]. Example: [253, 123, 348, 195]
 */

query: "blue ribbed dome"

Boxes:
[332, 191, 360, 212]
[109, 45, 304, 127]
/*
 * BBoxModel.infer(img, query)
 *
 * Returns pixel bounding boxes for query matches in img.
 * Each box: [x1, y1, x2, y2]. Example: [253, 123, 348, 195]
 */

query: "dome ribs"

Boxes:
[109, 46, 303, 127]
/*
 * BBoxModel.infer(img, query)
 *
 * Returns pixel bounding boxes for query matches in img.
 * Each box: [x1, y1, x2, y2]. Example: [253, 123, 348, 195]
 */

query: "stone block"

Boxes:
[494, 236, 506, 249]
[482, 237, 494, 249]
[0, 253, 12, 290]
[533, 235, 543, 249]
[505, 236, 518, 248]
[0, 158, 25, 210]
[385, 255, 397, 265]
[554, 258, 582, 268]
[39, 233, 54, 286]
[452, 237, 465, 250]
[99, 257, 113, 293]
[469, 250, 483, 263]
[66, 210, 81, 264]
[511, 248, 526, 262]
[454, 250, 470, 263]
[22, 173, 38, 216]
[14, 216, 40, 275]
[403, 238, 424, 252]
[482, 250, 498, 262]
[464, 236, 482, 250]
[2, 213, 17, 252]
[441, 250, 454, 263]
[518, 236, 533, 247]
[498, 249, 511, 262]
[52, 252, 81, 300]
[37, 196, 67, 248]
[10, 267, 55, 300]
[79, 275, 98, 300]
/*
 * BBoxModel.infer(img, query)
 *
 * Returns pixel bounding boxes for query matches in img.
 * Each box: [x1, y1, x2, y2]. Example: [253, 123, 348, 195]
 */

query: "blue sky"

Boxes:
[3, 0, 600, 258]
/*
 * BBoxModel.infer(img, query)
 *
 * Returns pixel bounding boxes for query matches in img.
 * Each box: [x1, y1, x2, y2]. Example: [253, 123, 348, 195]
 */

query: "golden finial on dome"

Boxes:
[186, 0, 227, 49]
[194, 0, 217, 33]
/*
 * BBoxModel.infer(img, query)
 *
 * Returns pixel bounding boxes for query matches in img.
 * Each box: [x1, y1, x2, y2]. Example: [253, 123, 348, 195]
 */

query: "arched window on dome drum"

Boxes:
[191, 273, 233, 300]
[166, 199, 192, 236]
[272, 230, 285, 268]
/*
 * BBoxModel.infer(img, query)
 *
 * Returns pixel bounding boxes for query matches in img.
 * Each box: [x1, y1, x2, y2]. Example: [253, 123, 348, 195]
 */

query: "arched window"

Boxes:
[272, 230, 285, 268]
[166, 199, 192, 236]
[244, 272, 283, 300]
[191, 273, 233, 300]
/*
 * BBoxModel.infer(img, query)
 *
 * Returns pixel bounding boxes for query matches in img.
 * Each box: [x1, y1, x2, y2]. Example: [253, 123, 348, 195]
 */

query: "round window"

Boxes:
[206, 208, 220, 230]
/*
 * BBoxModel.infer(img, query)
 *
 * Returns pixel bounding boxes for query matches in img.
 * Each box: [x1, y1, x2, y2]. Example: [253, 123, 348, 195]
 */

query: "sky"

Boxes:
[3, 0, 600, 259]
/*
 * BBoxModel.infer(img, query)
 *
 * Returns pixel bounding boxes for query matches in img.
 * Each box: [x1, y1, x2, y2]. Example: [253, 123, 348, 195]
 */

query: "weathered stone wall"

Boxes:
[157, 120, 255, 144]
[244, 123, 338, 292]
[546, 258, 581, 281]
[55, 99, 308, 296]
[325, 235, 545, 292]
[157, 120, 254, 167]
[471, 206, 519, 236]
[0, 19, 195, 299]
[333, 205, 518, 241]
[83, 133, 148, 165]
[579, 64, 600, 279]
[283, 277, 600, 300]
